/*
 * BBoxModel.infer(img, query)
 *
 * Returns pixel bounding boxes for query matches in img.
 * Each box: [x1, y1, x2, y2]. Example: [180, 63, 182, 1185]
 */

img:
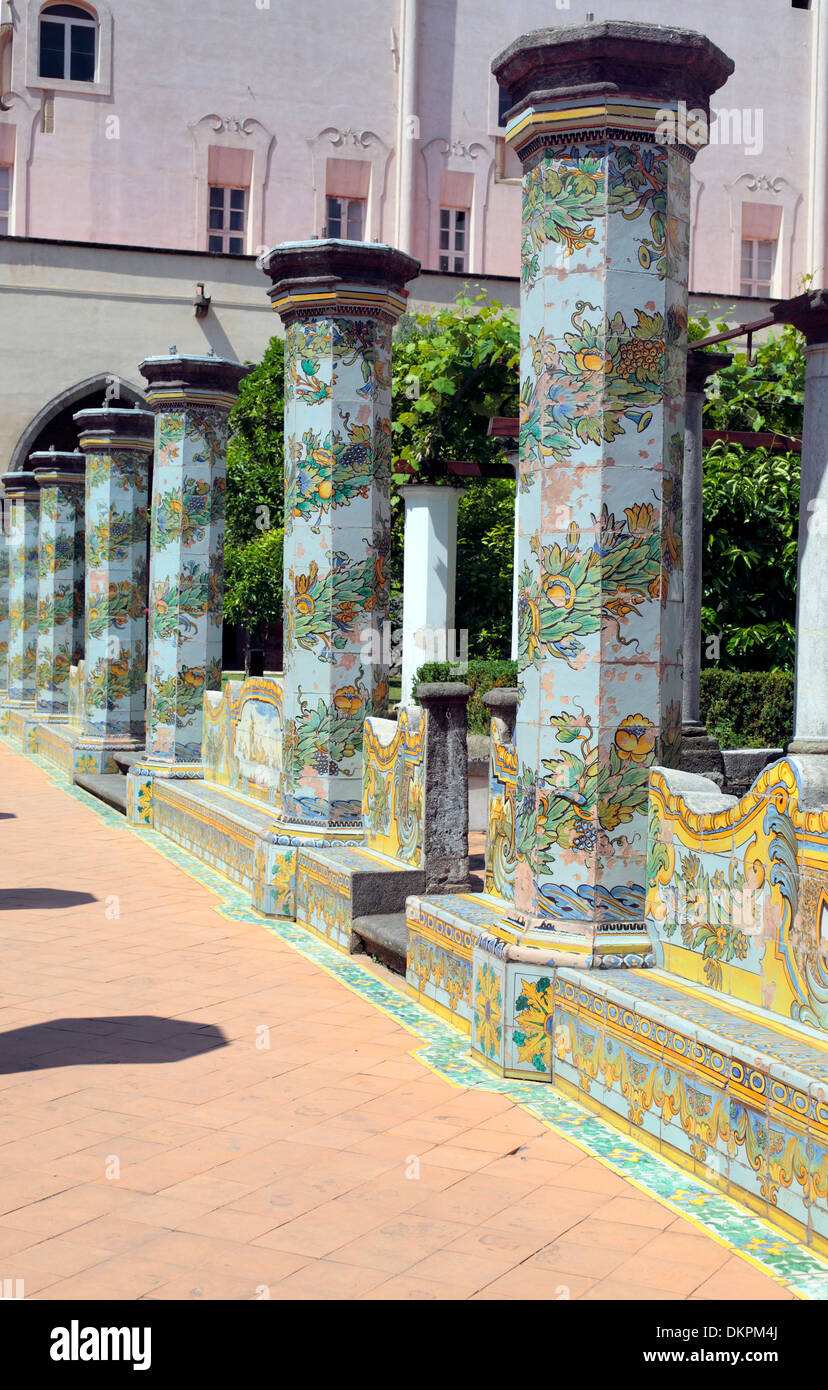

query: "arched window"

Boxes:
[38, 4, 96, 83]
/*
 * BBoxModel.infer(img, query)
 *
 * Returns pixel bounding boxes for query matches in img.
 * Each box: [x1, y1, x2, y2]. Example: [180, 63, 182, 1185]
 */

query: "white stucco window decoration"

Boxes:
[189, 114, 274, 257]
[420, 137, 493, 273]
[727, 173, 802, 299]
[24, 0, 112, 97]
[308, 128, 392, 242]
[0, 94, 35, 236]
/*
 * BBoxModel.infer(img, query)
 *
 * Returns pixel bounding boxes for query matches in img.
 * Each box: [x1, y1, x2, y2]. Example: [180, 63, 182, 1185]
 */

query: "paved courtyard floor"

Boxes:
[0, 739, 821, 1301]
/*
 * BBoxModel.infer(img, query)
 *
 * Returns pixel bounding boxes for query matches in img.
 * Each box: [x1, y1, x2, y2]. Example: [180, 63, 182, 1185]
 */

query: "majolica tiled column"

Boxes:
[0, 511, 9, 700]
[262, 240, 419, 827]
[138, 354, 247, 768]
[31, 450, 86, 719]
[493, 22, 732, 930]
[74, 408, 154, 757]
[2, 472, 41, 708]
[678, 350, 730, 782]
[771, 294, 828, 754]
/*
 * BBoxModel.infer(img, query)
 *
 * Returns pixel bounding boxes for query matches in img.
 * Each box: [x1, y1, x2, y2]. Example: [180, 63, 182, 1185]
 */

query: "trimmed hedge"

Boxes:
[413, 662, 793, 748]
[700, 669, 793, 750]
[415, 658, 518, 734]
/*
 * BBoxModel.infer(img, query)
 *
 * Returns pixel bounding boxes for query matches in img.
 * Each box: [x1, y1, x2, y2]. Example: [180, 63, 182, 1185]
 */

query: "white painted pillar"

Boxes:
[508, 453, 519, 661]
[772, 295, 828, 753]
[791, 339, 828, 749]
[401, 484, 460, 706]
[809, 0, 828, 280]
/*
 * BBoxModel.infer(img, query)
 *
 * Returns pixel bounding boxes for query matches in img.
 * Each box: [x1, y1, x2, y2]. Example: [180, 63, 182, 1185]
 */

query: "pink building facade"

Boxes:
[0, 0, 824, 297]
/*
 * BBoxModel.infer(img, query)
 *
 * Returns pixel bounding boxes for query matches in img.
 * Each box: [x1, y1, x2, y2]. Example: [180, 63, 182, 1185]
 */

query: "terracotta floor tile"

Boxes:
[465, 1258, 597, 1301]
[689, 1258, 795, 1300]
[333, 1214, 471, 1274]
[266, 1259, 387, 1300]
[361, 1273, 461, 1300]
[0, 745, 796, 1303]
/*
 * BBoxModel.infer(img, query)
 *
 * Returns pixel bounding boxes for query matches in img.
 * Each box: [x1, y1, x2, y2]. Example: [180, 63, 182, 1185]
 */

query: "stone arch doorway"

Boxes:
[7, 375, 147, 473]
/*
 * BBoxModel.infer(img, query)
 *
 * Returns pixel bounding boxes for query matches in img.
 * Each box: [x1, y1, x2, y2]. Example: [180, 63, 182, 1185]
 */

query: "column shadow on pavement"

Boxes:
[0, 888, 98, 909]
[0, 1017, 228, 1072]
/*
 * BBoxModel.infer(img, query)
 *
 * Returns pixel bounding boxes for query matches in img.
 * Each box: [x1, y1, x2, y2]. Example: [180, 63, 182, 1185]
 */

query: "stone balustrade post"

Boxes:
[416, 681, 472, 893]
[482, 685, 519, 745]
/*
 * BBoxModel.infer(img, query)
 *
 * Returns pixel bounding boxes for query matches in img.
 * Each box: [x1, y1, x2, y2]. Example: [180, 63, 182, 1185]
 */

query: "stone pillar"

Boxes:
[74, 408, 154, 757]
[771, 293, 828, 753]
[400, 484, 461, 705]
[417, 681, 471, 892]
[0, 508, 9, 700]
[493, 21, 732, 932]
[138, 353, 248, 768]
[30, 450, 86, 719]
[483, 685, 519, 745]
[678, 350, 731, 782]
[262, 240, 419, 827]
[3, 472, 40, 707]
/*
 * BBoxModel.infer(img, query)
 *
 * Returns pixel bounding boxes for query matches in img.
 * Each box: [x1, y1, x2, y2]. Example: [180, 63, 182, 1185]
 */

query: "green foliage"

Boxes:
[690, 317, 803, 672]
[456, 478, 514, 658]
[699, 669, 793, 749]
[223, 527, 284, 637]
[391, 294, 519, 479]
[390, 294, 519, 657]
[694, 316, 805, 435]
[226, 337, 285, 548]
[701, 442, 799, 669]
[414, 657, 518, 733]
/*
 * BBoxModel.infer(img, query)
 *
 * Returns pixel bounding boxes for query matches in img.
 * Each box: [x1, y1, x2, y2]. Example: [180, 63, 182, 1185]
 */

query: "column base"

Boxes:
[406, 889, 655, 1048]
[0, 700, 36, 746]
[786, 738, 828, 756]
[678, 720, 725, 786]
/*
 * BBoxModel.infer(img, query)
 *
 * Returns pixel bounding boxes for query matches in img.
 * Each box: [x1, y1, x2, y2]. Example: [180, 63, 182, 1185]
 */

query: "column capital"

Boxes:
[493, 20, 733, 160]
[74, 407, 155, 451]
[262, 238, 420, 324]
[416, 681, 472, 707]
[1, 470, 39, 499]
[686, 349, 733, 394]
[29, 450, 86, 487]
[137, 354, 249, 411]
[771, 290, 828, 345]
[400, 483, 463, 503]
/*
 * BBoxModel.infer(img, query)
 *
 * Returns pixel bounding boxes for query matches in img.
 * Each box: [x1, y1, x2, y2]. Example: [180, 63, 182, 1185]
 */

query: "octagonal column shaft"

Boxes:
[75, 409, 154, 749]
[31, 450, 86, 718]
[263, 239, 419, 827]
[493, 20, 733, 930]
[138, 353, 248, 765]
[3, 472, 40, 707]
[0, 514, 9, 700]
